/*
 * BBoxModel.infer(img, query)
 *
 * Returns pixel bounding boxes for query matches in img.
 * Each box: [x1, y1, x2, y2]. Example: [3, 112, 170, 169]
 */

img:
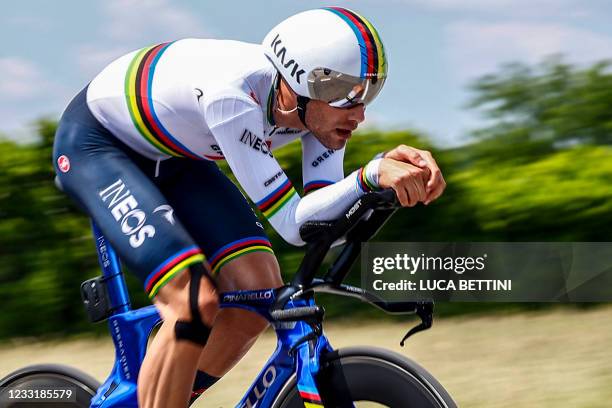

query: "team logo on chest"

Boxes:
[240, 129, 273, 157]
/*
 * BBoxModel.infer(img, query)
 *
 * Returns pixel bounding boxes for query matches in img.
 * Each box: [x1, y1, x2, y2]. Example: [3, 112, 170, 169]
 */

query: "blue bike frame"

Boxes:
[89, 221, 330, 408]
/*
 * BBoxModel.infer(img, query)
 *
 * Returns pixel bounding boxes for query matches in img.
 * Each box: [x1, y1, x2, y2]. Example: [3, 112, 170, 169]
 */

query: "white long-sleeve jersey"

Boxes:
[86, 39, 380, 246]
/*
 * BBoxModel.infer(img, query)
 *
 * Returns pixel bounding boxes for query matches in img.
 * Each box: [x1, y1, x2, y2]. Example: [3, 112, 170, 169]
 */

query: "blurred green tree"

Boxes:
[0, 120, 108, 338]
[466, 56, 612, 164]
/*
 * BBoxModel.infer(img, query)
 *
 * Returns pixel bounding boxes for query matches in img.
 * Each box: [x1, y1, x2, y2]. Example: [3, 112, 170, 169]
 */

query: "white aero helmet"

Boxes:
[263, 7, 387, 109]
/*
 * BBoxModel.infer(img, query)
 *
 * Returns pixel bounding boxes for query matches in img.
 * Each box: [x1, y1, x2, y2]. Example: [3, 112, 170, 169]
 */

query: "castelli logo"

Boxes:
[57, 155, 70, 173]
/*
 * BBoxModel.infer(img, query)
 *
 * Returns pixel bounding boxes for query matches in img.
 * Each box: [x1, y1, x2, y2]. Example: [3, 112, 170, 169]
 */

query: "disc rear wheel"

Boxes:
[0, 364, 100, 408]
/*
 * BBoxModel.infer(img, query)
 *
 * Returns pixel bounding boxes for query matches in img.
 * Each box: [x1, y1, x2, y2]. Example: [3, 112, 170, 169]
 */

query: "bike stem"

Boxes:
[272, 190, 434, 345]
[278, 191, 398, 308]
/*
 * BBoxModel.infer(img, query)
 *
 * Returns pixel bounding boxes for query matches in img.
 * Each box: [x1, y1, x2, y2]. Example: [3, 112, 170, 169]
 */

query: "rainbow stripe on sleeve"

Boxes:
[357, 167, 377, 192]
[124, 42, 202, 160]
[256, 178, 298, 218]
[303, 180, 333, 194]
[323, 7, 387, 80]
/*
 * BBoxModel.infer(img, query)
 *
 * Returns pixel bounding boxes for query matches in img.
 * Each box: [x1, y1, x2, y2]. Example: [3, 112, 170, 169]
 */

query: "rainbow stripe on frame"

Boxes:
[125, 42, 202, 159]
[323, 7, 387, 80]
[256, 179, 298, 218]
[298, 388, 323, 407]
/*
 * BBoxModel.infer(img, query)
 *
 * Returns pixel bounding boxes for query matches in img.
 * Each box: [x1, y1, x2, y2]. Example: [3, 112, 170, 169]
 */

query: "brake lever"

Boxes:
[400, 302, 434, 346]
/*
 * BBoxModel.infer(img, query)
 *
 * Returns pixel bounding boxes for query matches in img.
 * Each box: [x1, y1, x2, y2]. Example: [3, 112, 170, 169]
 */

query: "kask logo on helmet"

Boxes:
[263, 8, 388, 107]
[269, 34, 305, 84]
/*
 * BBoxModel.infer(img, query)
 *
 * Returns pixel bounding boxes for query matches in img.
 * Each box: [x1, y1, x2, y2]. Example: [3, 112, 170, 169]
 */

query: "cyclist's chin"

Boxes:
[314, 130, 350, 150]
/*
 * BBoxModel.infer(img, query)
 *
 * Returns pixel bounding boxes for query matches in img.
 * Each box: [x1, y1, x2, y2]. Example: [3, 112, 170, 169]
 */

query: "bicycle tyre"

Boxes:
[272, 346, 457, 408]
[0, 364, 100, 408]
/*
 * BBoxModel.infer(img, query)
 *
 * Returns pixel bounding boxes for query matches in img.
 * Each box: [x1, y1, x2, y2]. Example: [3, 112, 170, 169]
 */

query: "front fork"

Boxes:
[296, 340, 329, 408]
[289, 300, 355, 408]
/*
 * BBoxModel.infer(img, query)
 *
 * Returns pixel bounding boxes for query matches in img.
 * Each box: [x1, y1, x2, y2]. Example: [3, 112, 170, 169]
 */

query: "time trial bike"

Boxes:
[0, 189, 456, 407]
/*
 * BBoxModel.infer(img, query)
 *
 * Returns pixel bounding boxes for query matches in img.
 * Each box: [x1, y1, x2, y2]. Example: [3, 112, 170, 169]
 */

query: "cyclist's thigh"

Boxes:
[53, 88, 203, 300]
[158, 160, 275, 280]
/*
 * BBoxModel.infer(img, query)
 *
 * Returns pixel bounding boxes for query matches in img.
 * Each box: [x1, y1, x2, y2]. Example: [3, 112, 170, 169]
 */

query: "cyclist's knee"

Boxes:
[195, 286, 219, 325]
[217, 251, 282, 291]
[155, 263, 219, 346]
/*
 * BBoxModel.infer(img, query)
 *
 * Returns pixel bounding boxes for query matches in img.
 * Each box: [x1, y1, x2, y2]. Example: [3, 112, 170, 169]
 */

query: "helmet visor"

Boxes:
[307, 68, 386, 108]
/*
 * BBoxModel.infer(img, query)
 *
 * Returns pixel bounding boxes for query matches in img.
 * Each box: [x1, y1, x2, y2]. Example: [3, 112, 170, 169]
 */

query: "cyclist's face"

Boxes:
[307, 100, 366, 150]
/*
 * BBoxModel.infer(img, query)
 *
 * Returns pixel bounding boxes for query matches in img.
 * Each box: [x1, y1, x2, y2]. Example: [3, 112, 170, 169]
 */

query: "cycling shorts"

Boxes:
[53, 87, 273, 299]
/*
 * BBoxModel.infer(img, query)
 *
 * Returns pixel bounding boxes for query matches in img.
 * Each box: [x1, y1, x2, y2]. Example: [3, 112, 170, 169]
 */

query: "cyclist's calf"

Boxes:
[194, 252, 282, 377]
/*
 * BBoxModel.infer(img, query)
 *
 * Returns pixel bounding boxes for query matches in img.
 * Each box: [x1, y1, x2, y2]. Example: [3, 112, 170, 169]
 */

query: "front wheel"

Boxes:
[0, 364, 100, 408]
[273, 346, 457, 408]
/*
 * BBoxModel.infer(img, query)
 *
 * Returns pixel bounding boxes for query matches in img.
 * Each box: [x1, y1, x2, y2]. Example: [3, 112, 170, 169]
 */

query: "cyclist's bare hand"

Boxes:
[378, 158, 429, 207]
[383, 145, 446, 205]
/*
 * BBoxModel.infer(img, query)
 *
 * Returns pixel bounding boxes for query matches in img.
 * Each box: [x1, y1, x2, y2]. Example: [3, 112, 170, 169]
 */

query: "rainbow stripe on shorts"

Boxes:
[145, 246, 205, 299]
[208, 237, 274, 275]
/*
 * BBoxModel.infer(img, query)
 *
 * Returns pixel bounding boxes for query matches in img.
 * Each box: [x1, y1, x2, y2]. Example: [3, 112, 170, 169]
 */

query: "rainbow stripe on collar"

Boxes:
[266, 73, 279, 126]
[323, 7, 387, 80]
[125, 42, 202, 160]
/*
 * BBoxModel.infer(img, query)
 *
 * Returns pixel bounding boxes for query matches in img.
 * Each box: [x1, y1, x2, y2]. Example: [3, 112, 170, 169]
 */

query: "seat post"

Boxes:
[91, 221, 131, 313]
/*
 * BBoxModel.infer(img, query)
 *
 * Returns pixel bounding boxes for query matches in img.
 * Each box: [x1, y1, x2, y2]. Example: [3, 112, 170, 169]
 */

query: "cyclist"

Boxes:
[53, 7, 445, 408]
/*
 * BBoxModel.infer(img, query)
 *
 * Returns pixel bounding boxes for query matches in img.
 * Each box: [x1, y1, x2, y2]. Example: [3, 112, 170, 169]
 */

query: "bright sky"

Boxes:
[2, 0, 612, 147]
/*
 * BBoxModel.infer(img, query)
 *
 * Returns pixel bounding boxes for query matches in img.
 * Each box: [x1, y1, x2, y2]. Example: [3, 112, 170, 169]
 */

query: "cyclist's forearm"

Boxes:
[264, 159, 380, 245]
[296, 159, 381, 222]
